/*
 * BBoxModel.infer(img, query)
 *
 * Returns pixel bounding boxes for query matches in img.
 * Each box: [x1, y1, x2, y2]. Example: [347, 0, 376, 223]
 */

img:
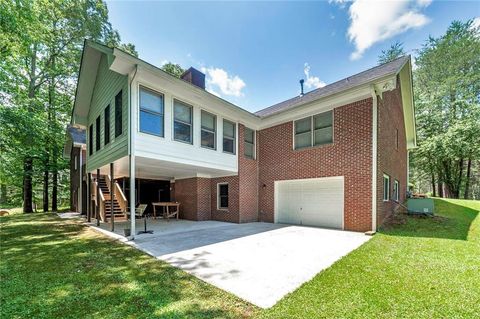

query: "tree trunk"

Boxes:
[0, 183, 7, 205]
[23, 157, 33, 213]
[43, 158, 49, 212]
[431, 173, 436, 197]
[464, 158, 472, 199]
[52, 150, 58, 212]
[438, 182, 444, 198]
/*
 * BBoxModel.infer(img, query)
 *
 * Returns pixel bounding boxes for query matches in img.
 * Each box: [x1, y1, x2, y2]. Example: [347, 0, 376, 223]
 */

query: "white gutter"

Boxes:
[370, 86, 378, 232]
[129, 65, 138, 239]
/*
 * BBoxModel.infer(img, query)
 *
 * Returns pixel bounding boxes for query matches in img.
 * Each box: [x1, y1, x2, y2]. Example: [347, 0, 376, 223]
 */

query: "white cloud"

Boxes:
[332, 0, 431, 60]
[472, 17, 480, 29]
[304, 63, 326, 90]
[201, 67, 246, 97]
[160, 59, 168, 67]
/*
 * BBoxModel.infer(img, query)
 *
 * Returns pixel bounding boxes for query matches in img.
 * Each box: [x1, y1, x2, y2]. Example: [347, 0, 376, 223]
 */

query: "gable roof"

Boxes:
[255, 56, 410, 118]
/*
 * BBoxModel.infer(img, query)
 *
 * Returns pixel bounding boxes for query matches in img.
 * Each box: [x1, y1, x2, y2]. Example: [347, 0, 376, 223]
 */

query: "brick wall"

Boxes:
[238, 124, 259, 223]
[257, 99, 374, 232]
[175, 177, 212, 221]
[211, 175, 240, 223]
[376, 79, 408, 226]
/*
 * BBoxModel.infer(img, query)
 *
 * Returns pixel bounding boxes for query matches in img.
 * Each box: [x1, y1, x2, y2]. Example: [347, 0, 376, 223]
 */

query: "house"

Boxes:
[64, 40, 416, 235]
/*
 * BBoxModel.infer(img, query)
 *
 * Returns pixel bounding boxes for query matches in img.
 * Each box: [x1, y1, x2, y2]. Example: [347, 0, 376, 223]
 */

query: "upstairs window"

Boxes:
[173, 100, 193, 144]
[89, 124, 93, 156]
[244, 127, 255, 159]
[383, 174, 390, 201]
[95, 115, 101, 151]
[218, 183, 229, 209]
[139, 87, 164, 136]
[104, 105, 110, 145]
[201, 110, 216, 150]
[223, 120, 236, 154]
[115, 90, 122, 137]
[393, 180, 399, 202]
[294, 110, 333, 149]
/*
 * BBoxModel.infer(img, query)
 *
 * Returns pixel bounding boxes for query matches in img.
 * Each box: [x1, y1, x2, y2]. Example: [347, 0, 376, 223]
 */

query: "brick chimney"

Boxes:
[181, 67, 205, 89]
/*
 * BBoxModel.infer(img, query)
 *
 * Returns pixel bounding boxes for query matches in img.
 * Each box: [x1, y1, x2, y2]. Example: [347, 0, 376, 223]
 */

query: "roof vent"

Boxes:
[181, 67, 205, 89]
[299, 79, 305, 97]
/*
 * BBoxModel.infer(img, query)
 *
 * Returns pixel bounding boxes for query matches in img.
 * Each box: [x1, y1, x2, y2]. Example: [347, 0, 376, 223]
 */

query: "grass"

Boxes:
[259, 198, 480, 319]
[1, 199, 479, 318]
[0, 213, 257, 318]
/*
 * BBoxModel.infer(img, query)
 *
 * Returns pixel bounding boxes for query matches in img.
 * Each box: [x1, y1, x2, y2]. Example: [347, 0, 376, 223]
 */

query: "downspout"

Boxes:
[79, 148, 83, 214]
[370, 85, 378, 233]
[128, 65, 138, 239]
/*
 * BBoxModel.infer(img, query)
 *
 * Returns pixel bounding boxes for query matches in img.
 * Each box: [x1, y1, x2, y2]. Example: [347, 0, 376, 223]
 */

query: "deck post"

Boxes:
[96, 168, 100, 226]
[87, 172, 91, 222]
[129, 155, 136, 239]
[110, 162, 115, 232]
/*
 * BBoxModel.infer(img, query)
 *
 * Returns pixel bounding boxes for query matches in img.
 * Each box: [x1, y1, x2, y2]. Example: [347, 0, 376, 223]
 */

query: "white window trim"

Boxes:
[222, 119, 236, 155]
[244, 127, 255, 159]
[293, 110, 334, 150]
[394, 180, 399, 202]
[383, 174, 390, 202]
[138, 85, 165, 138]
[173, 99, 194, 145]
[217, 182, 229, 210]
[201, 110, 217, 150]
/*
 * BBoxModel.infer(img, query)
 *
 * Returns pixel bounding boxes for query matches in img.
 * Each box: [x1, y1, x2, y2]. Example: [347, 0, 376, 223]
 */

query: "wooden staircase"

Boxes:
[97, 175, 127, 221]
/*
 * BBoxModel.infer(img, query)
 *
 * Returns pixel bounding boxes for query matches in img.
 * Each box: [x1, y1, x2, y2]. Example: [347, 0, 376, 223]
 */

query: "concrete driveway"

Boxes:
[96, 220, 370, 308]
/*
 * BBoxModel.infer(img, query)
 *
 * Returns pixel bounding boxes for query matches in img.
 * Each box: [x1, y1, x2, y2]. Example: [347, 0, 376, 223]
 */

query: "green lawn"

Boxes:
[260, 198, 480, 319]
[1, 199, 479, 318]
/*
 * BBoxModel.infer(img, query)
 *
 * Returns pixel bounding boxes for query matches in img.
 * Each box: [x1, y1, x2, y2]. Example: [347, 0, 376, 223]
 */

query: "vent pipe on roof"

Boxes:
[299, 79, 305, 97]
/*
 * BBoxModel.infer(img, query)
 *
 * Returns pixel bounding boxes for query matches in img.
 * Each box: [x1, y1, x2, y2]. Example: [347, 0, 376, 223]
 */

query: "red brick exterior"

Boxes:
[173, 92, 407, 232]
[258, 99, 373, 232]
[376, 79, 408, 226]
[174, 177, 211, 221]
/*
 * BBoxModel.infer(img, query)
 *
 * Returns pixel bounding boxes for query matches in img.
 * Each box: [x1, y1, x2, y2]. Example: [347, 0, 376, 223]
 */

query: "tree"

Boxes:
[411, 20, 480, 198]
[378, 42, 406, 64]
[161, 62, 185, 78]
[0, 0, 136, 212]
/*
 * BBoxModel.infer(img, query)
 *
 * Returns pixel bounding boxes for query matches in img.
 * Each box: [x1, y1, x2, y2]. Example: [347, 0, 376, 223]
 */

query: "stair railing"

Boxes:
[94, 180, 106, 222]
[114, 182, 128, 216]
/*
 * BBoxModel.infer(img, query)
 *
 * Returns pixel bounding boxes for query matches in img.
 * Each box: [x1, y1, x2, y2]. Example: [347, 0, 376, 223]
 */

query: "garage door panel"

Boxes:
[275, 177, 344, 229]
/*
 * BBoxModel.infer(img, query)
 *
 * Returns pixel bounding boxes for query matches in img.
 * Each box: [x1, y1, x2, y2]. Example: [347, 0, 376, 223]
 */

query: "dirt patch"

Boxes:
[381, 212, 408, 230]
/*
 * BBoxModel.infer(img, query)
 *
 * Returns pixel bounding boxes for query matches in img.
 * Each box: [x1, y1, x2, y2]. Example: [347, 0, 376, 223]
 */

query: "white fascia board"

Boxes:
[111, 49, 262, 130]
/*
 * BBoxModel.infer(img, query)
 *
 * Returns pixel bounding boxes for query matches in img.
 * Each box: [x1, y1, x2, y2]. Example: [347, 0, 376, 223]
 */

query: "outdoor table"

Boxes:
[152, 202, 180, 220]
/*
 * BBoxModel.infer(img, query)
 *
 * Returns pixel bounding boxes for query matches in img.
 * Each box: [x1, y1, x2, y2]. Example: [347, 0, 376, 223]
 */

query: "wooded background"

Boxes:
[0, 1, 479, 213]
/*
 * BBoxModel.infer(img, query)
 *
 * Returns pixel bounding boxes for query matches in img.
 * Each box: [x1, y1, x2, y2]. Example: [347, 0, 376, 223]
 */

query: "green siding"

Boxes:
[86, 53, 128, 172]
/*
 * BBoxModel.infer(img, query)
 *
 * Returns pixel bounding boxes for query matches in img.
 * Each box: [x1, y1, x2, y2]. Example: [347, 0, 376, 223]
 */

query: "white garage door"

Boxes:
[275, 176, 344, 229]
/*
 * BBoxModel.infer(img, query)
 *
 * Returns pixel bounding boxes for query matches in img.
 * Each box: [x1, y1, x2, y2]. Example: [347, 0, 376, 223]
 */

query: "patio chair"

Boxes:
[128, 204, 153, 235]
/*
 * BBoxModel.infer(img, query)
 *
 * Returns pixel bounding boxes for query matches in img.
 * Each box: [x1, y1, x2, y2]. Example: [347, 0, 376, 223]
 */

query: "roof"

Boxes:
[67, 124, 86, 145]
[255, 55, 410, 118]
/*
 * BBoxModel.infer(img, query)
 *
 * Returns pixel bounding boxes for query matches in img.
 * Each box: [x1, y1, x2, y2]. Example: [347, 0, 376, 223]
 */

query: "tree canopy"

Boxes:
[161, 62, 185, 78]
[378, 42, 406, 64]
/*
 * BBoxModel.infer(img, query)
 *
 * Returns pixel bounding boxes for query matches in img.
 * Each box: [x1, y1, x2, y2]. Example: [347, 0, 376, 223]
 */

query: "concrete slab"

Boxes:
[94, 220, 370, 308]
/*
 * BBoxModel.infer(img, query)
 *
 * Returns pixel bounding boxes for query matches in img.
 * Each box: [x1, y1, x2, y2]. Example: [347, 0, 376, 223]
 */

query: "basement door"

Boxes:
[274, 176, 344, 229]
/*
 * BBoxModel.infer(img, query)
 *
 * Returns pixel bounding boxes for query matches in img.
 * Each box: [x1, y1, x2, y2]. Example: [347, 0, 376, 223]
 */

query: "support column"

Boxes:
[129, 155, 136, 239]
[110, 162, 115, 232]
[79, 151, 83, 214]
[96, 168, 100, 226]
[87, 172, 91, 222]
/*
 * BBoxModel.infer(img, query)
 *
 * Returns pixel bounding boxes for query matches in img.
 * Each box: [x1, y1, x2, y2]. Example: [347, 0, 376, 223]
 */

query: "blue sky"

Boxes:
[107, 0, 479, 112]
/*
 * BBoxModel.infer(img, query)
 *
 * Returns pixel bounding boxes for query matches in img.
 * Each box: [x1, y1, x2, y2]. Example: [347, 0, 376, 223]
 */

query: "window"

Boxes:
[313, 111, 333, 146]
[139, 87, 164, 136]
[173, 99, 193, 144]
[383, 174, 390, 201]
[115, 90, 122, 137]
[395, 128, 399, 150]
[294, 111, 333, 150]
[201, 110, 216, 149]
[104, 105, 110, 145]
[393, 180, 399, 202]
[244, 127, 255, 159]
[89, 124, 93, 156]
[223, 120, 236, 154]
[95, 115, 101, 151]
[218, 183, 229, 209]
